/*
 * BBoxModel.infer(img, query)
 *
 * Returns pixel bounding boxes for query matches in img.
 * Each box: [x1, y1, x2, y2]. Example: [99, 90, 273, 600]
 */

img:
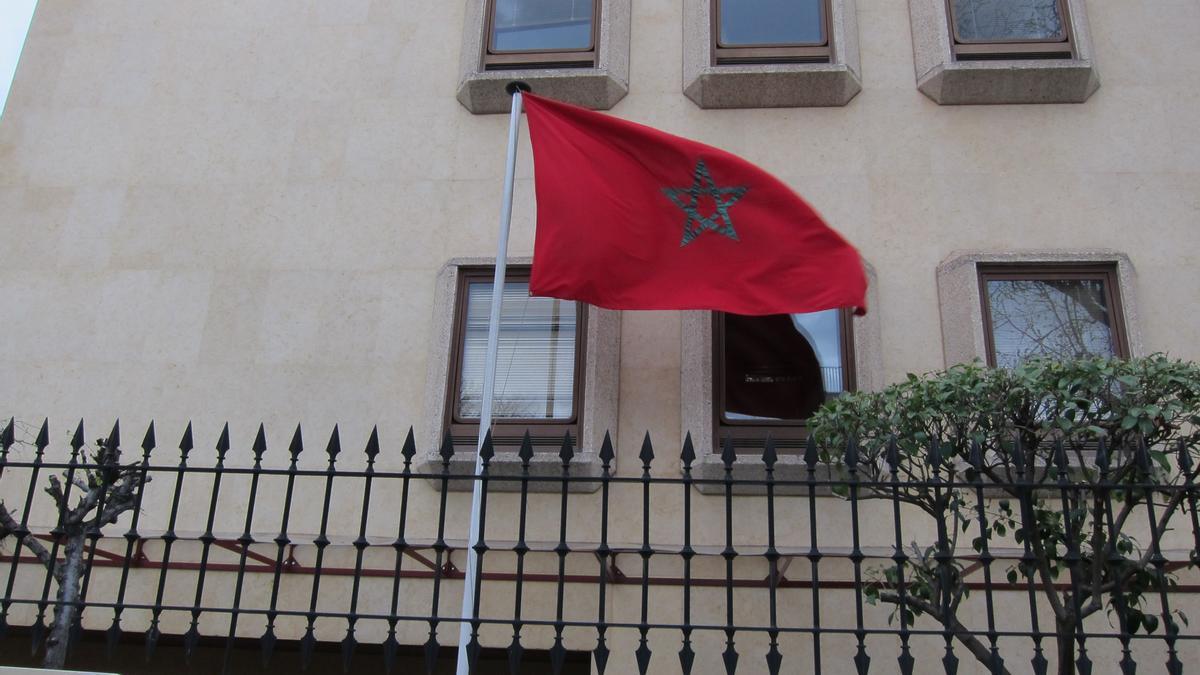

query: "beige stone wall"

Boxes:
[1, 0, 1198, 671]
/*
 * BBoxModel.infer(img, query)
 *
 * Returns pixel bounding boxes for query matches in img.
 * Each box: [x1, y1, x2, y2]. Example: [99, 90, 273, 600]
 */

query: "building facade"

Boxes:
[0, 0, 1197, 673]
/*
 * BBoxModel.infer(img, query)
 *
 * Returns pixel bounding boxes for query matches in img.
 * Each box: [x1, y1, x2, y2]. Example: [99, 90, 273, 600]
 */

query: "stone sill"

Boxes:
[684, 64, 862, 109]
[917, 58, 1099, 106]
[457, 68, 628, 114]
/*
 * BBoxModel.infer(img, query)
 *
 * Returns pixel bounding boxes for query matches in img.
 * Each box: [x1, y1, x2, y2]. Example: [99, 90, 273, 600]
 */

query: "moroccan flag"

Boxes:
[523, 93, 868, 316]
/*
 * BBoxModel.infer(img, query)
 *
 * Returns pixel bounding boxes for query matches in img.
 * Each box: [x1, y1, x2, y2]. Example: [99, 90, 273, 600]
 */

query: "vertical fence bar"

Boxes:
[804, 437, 823, 675]
[927, 439, 957, 674]
[507, 433, 534, 675]
[425, 432, 457, 674]
[1094, 437, 1136, 673]
[678, 434, 696, 675]
[341, 426, 380, 673]
[635, 434, 656, 675]
[70, 421, 121, 658]
[465, 431, 495, 671]
[762, 437, 781, 675]
[260, 424, 303, 667]
[145, 422, 193, 660]
[1052, 439, 1091, 674]
[0, 419, 48, 641]
[382, 428, 417, 673]
[886, 438, 914, 675]
[34, 420, 85, 655]
[844, 439, 870, 675]
[719, 438, 738, 675]
[183, 423, 230, 660]
[1180, 440, 1200, 564]
[550, 433, 574, 673]
[1010, 435, 1048, 675]
[593, 432, 615, 675]
[1135, 437, 1183, 674]
[967, 440, 1002, 673]
[222, 424, 268, 674]
[105, 422, 156, 658]
[298, 426, 342, 669]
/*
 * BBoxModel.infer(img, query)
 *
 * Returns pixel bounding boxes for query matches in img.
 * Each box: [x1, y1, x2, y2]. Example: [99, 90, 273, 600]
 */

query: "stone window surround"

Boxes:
[456, 0, 631, 114]
[682, 0, 863, 109]
[908, 0, 1100, 105]
[419, 257, 621, 492]
[680, 262, 882, 493]
[936, 250, 1142, 368]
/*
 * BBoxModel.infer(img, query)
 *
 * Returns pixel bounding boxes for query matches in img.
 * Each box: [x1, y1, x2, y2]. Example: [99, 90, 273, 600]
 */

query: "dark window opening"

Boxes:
[715, 309, 854, 452]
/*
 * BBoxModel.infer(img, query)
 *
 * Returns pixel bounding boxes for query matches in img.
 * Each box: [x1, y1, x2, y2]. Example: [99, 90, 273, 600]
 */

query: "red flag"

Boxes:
[523, 93, 867, 316]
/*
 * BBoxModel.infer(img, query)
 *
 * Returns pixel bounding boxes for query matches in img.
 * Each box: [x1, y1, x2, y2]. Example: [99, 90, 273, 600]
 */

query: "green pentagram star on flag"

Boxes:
[662, 159, 748, 246]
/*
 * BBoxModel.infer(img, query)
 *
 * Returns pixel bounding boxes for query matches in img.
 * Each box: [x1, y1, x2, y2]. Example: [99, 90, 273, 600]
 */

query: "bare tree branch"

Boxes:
[0, 502, 61, 584]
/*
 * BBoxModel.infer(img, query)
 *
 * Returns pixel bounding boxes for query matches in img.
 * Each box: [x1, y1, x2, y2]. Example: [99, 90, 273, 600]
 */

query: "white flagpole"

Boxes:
[456, 82, 526, 675]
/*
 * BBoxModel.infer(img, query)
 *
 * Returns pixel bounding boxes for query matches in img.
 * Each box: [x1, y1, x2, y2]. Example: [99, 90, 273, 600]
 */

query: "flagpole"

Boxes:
[456, 81, 528, 675]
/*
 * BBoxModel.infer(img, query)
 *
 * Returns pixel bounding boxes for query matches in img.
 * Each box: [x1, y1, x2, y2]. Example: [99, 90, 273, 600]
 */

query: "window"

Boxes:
[682, 0, 862, 108]
[947, 0, 1073, 60]
[714, 309, 854, 452]
[446, 267, 586, 452]
[456, 0, 630, 114]
[483, 0, 599, 69]
[978, 264, 1127, 368]
[713, 0, 831, 64]
[906, 0, 1098, 105]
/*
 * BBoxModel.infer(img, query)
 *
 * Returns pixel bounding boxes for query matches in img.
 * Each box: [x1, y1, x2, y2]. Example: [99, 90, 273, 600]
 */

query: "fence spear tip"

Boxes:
[216, 422, 231, 457]
[640, 431, 656, 468]
[141, 421, 156, 453]
[400, 427, 416, 462]
[71, 419, 85, 451]
[599, 430, 615, 467]
[289, 424, 304, 459]
[34, 418, 49, 452]
[252, 423, 267, 460]
[107, 419, 121, 449]
[326, 424, 341, 460]
[679, 432, 695, 468]
[179, 421, 194, 455]
[364, 426, 380, 461]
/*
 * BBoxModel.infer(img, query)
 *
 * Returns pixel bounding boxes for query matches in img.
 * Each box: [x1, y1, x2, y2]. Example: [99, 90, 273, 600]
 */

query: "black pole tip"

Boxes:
[505, 81, 532, 95]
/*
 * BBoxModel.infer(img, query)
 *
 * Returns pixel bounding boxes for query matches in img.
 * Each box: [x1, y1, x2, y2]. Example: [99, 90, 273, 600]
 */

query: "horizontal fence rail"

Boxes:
[0, 418, 1198, 674]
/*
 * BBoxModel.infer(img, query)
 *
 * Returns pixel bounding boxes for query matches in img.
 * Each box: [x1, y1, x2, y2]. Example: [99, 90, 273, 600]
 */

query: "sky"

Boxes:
[0, 0, 38, 117]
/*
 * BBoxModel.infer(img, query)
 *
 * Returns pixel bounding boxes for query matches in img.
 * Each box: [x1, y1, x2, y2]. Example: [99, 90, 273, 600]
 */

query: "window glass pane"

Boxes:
[952, 0, 1065, 42]
[723, 310, 842, 422]
[491, 0, 594, 52]
[458, 281, 577, 420]
[986, 278, 1115, 369]
[718, 0, 825, 47]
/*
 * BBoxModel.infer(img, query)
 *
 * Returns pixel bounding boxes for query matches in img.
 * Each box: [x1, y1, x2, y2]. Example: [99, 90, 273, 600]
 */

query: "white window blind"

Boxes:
[457, 281, 578, 420]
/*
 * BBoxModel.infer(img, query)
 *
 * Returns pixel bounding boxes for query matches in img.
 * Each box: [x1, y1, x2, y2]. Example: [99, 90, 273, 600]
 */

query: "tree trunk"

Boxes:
[42, 531, 85, 669]
[1055, 618, 1076, 675]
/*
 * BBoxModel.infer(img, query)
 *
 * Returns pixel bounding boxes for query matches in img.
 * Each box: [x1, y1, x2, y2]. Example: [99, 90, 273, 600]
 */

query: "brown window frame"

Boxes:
[445, 266, 588, 451]
[711, 0, 833, 65]
[483, 0, 601, 70]
[712, 310, 856, 453]
[977, 263, 1129, 368]
[945, 0, 1075, 60]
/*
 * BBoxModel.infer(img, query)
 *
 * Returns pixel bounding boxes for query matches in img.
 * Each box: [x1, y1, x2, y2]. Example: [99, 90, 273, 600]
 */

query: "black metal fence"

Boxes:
[0, 418, 1197, 674]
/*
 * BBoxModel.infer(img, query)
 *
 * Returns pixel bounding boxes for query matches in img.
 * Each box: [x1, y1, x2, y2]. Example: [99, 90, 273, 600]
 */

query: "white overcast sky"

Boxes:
[0, 0, 38, 117]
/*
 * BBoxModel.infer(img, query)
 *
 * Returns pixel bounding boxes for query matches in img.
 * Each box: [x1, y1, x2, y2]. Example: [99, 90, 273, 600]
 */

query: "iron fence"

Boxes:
[0, 418, 1197, 674]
